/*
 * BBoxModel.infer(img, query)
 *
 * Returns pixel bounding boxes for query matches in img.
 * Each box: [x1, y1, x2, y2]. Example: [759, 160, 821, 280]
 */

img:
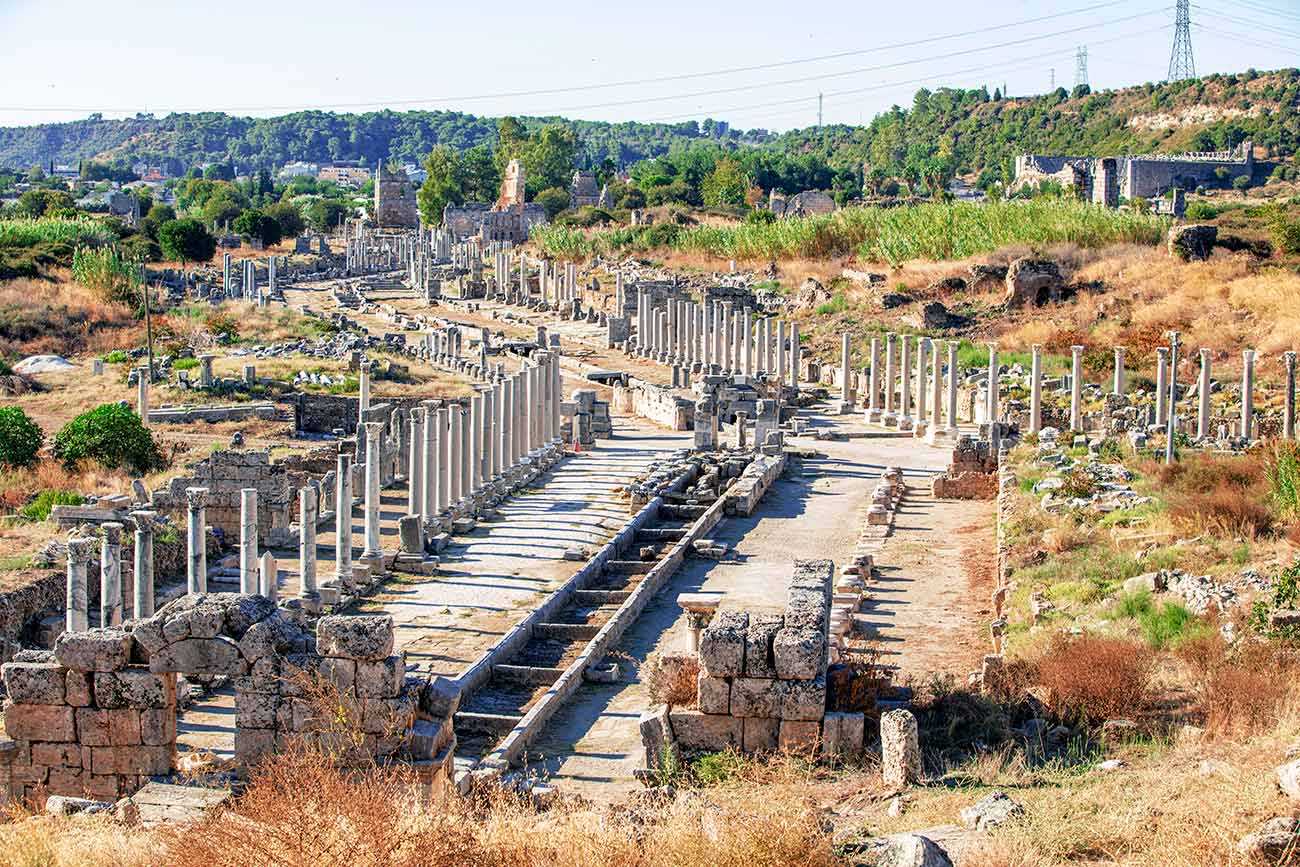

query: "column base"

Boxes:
[830, 399, 856, 415]
[898, 416, 914, 432]
[912, 420, 929, 437]
[925, 425, 960, 446]
[865, 407, 881, 423]
[882, 412, 898, 428]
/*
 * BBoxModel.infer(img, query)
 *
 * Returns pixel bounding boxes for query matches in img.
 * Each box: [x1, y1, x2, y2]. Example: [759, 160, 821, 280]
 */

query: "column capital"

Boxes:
[67, 537, 96, 566]
[185, 486, 209, 510]
[129, 509, 160, 534]
[1285, 350, 1297, 367]
[101, 522, 123, 545]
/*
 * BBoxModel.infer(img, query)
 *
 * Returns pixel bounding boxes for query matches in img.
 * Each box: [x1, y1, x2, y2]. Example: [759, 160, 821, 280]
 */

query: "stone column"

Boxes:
[883, 333, 897, 425]
[1113, 346, 1126, 395]
[335, 452, 353, 585]
[742, 309, 754, 376]
[552, 356, 562, 444]
[839, 332, 853, 406]
[434, 407, 449, 512]
[914, 338, 929, 437]
[470, 394, 484, 492]
[1242, 349, 1255, 440]
[945, 341, 961, 438]
[1070, 345, 1084, 431]
[1155, 348, 1169, 428]
[137, 367, 150, 425]
[483, 388, 498, 479]
[1029, 344, 1043, 436]
[499, 380, 514, 470]
[130, 511, 156, 619]
[186, 487, 208, 594]
[65, 537, 94, 632]
[1285, 351, 1297, 441]
[259, 552, 277, 601]
[1197, 349, 1212, 440]
[459, 401, 472, 497]
[789, 322, 800, 389]
[776, 320, 787, 384]
[358, 361, 372, 424]
[99, 522, 123, 628]
[298, 485, 318, 598]
[362, 421, 383, 560]
[422, 402, 438, 514]
[448, 406, 463, 505]
[925, 337, 944, 443]
[408, 407, 426, 515]
[866, 336, 881, 422]
[239, 488, 258, 594]
[899, 335, 913, 431]
[880, 709, 921, 787]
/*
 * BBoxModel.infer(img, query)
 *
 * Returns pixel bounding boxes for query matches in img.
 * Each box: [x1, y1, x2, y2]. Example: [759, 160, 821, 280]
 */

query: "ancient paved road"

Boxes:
[524, 408, 990, 802]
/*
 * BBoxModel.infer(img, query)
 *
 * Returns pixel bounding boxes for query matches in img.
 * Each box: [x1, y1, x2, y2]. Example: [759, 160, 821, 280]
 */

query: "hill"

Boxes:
[0, 69, 1296, 187]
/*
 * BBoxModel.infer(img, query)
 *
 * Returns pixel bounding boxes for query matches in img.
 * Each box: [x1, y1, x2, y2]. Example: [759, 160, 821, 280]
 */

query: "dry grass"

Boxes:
[1028, 633, 1156, 726]
[1145, 452, 1282, 539]
[0, 271, 141, 360]
[642, 649, 699, 707]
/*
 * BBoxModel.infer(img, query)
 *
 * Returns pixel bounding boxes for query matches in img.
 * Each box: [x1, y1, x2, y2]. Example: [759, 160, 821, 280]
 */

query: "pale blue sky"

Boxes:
[0, 0, 1295, 131]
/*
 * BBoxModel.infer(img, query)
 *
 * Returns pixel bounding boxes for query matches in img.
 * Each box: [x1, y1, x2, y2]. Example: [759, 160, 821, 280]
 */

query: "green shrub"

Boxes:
[0, 406, 44, 469]
[172, 357, 199, 371]
[1250, 560, 1300, 641]
[1232, 175, 1252, 192]
[690, 749, 748, 785]
[1269, 442, 1300, 520]
[104, 350, 129, 364]
[53, 403, 161, 473]
[815, 291, 847, 316]
[18, 489, 84, 522]
[1139, 600, 1205, 649]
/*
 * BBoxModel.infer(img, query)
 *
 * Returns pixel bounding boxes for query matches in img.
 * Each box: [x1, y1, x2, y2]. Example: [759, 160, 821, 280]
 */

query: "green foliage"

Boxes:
[71, 245, 141, 305]
[1110, 591, 1206, 649]
[18, 489, 84, 522]
[746, 208, 777, 226]
[814, 291, 847, 316]
[15, 189, 75, 219]
[0, 405, 43, 469]
[305, 199, 350, 233]
[701, 157, 749, 208]
[232, 208, 282, 246]
[0, 217, 114, 249]
[689, 750, 747, 786]
[103, 350, 128, 364]
[534, 187, 570, 220]
[1264, 203, 1300, 255]
[417, 145, 470, 226]
[1251, 560, 1300, 641]
[263, 201, 303, 238]
[157, 218, 216, 266]
[1233, 175, 1252, 191]
[1269, 442, 1300, 521]
[53, 403, 161, 473]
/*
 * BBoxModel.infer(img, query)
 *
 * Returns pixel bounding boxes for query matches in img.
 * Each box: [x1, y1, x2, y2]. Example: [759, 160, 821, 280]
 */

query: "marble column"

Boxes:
[839, 333, 853, 405]
[945, 341, 960, 438]
[899, 335, 913, 431]
[883, 333, 897, 425]
[408, 408, 426, 515]
[186, 487, 208, 594]
[1155, 348, 1169, 428]
[484, 388, 498, 479]
[299, 485, 318, 597]
[434, 407, 449, 512]
[742, 309, 754, 376]
[65, 537, 94, 632]
[130, 511, 157, 619]
[335, 452, 353, 585]
[363, 421, 383, 560]
[99, 522, 123, 627]
[239, 488, 258, 594]
[448, 406, 463, 505]
[551, 356, 562, 444]
[470, 395, 483, 492]
[1197, 349, 1212, 441]
[421, 402, 438, 515]
[1070, 345, 1084, 431]
[866, 337, 881, 422]
[358, 361, 371, 424]
[1029, 344, 1043, 436]
[137, 367, 150, 425]
[1242, 349, 1255, 440]
[1285, 351, 1297, 441]
[925, 337, 944, 443]
[500, 380, 514, 470]
[789, 322, 800, 388]
[459, 401, 472, 497]
[1113, 346, 1126, 396]
[914, 338, 929, 437]
[776, 320, 787, 384]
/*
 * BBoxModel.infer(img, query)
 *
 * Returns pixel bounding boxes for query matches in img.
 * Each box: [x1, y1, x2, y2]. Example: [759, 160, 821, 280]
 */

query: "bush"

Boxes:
[642, 650, 699, 707]
[1232, 175, 1252, 191]
[1178, 630, 1298, 735]
[746, 209, 777, 226]
[53, 403, 160, 473]
[0, 406, 43, 469]
[1030, 634, 1153, 725]
[18, 489, 84, 522]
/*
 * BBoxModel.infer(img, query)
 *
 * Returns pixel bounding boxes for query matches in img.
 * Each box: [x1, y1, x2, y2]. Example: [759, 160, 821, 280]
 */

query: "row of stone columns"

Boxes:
[65, 509, 163, 632]
[633, 294, 796, 381]
[862, 333, 959, 442]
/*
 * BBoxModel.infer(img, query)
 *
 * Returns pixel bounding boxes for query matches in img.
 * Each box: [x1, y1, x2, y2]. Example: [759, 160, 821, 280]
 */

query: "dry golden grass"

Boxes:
[0, 271, 141, 360]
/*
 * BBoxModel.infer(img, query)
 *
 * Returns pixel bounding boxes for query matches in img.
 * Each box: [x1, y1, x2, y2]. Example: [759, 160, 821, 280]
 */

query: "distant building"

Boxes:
[278, 160, 319, 179]
[768, 189, 837, 219]
[402, 163, 427, 184]
[444, 159, 546, 243]
[569, 171, 600, 208]
[374, 163, 420, 230]
[1012, 141, 1255, 201]
[318, 161, 372, 187]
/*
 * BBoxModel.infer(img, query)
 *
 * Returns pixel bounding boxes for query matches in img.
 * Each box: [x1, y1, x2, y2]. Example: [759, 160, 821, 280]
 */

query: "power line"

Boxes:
[1217, 0, 1300, 25]
[0, 1, 1161, 116]
[1192, 6, 1300, 40]
[1191, 22, 1300, 53]
[1168, 0, 1196, 81]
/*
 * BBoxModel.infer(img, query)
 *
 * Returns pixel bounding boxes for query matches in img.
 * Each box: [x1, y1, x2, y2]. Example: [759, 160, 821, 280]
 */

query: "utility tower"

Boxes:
[1049, 68, 1055, 91]
[818, 93, 823, 128]
[1168, 0, 1195, 81]
[1074, 45, 1089, 89]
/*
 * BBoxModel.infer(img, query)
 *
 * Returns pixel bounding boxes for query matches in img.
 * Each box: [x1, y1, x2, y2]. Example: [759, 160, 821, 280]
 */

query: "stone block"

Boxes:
[668, 709, 741, 751]
[93, 670, 173, 709]
[140, 709, 176, 746]
[65, 670, 93, 707]
[53, 628, 133, 672]
[317, 615, 394, 660]
[237, 612, 303, 663]
[779, 675, 827, 721]
[360, 695, 415, 735]
[2, 662, 67, 704]
[699, 611, 747, 678]
[235, 690, 280, 729]
[149, 637, 244, 676]
[318, 657, 357, 696]
[730, 677, 780, 718]
[822, 711, 864, 759]
[743, 615, 782, 678]
[419, 676, 460, 718]
[639, 704, 677, 770]
[773, 628, 826, 681]
[881, 708, 921, 787]
[5, 704, 75, 742]
[234, 727, 276, 764]
[31, 743, 82, 768]
[778, 719, 821, 751]
[741, 716, 780, 752]
[697, 673, 731, 715]
[356, 655, 406, 699]
[108, 708, 142, 746]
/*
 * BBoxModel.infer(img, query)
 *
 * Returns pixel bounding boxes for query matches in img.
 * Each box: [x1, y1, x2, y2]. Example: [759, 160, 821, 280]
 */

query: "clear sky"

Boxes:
[0, 0, 1295, 131]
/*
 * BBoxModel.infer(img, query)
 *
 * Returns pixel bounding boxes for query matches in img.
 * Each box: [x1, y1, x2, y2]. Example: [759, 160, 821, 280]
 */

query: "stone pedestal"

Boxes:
[130, 511, 157, 620]
[240, 488, 258, 594]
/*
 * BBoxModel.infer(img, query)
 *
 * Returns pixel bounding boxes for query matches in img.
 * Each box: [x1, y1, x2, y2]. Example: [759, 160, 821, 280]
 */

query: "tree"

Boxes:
[0, 406, 43, 470]
[200, 185, 248, 229]
[534, 187, 570, 219]
[417, 145, 466, 226]
[140, 203, 175, 241]
[461, 144, 501, 203]
[16, 189, 74, 218]
[264, 201, 304, 238]
[53, 403, 160, 474]
[157, 218, 216, 268]
[522, 124, 578, 197]
[701, 157, 749, 207]
[233, 208, 283, 246]
[203, 162, 235, 181]
[305, 199, 350, 233]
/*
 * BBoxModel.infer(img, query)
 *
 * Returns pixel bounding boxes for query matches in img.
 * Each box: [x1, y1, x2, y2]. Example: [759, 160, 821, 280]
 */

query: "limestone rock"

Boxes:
[699, 611, 748, 678]
[2, 661, 67, 704]
[1168, 224, 1217, 261]
[54, 628, 133, 672]
[959, 791, 1024, 830]
[1276, 759, 1300, 800]
[317, 615, 395, 660]
[858, 833, 953, 867]
[149, 637, 244, 676]
[1238, 817, 1300, 860]
[1004, 258, 1064, 308]
[881, 708, 921, 787]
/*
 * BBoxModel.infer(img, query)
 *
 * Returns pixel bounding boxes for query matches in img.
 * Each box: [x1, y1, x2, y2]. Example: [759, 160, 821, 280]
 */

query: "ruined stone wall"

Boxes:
[294, 393, 437, 436]
[1123, 154, 1253, 199]
[611, 380, 692, 431]
[931, 436, 999, 500]
[154, 450, 291, 543]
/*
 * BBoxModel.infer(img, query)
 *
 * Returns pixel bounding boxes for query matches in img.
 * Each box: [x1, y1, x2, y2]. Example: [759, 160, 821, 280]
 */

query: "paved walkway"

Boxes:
[523, 409, 990, 801]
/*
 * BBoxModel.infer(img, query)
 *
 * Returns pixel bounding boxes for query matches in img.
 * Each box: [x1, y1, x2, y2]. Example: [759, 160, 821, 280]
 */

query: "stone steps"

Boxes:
[453, 711, 524, 736]
[491, 664, 565, 685]
[572, 589, 631, 605]
[533, 622, 601, 641]
[602, 560, 656, 575]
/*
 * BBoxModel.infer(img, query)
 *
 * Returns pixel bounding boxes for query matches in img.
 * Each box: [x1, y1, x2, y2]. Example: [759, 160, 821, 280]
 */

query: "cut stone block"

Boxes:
[742, 716, 780, 752]
[317, 615, 395, 660]
[698, 611, 748, 678]
[822, 710, 865, 759]
[697, 673, 731, 715]
[729, 677, 780, 719]
[2, 661, 67, 704]
[773, 628, 826, 680]
[54, 628, 133, 672]
[743, 614, 782, 678]
[779, 674, 827, 721]
[778, 719, 821, 751]
[668, 709, 742, 751]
